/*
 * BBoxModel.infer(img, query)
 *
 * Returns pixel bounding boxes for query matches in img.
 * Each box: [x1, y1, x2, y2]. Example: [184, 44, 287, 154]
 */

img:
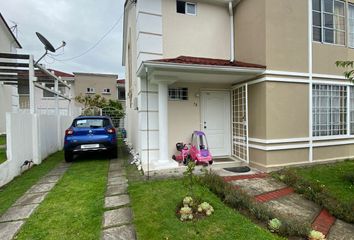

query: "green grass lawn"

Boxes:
[294, 160, 354, 204]
[15, 155, 109, 240]
[0, 148, 6, 164]
[0, 151, 64, 216]
[0, 135, 6, 145]
[129, 179, 283, 240]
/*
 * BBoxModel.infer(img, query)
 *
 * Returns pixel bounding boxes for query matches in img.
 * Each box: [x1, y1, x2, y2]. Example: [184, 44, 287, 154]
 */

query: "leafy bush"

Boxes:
[199, 171, 310, 237]
[344, 172, 354, 185]
[276, 169, 354, 223]
[197, 202, 214, 216]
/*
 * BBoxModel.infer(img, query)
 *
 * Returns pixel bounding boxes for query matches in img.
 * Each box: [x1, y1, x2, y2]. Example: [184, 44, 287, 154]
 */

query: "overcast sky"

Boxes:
[0, 0, 125, 78]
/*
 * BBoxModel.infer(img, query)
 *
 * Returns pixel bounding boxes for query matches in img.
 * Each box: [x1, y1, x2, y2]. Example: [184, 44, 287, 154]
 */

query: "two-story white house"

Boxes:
[122, 0, 354, 173]
[0, 13, 21, 134]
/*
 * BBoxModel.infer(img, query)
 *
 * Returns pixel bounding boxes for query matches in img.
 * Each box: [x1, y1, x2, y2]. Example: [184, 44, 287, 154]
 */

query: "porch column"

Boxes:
[158, 82, 169, 162]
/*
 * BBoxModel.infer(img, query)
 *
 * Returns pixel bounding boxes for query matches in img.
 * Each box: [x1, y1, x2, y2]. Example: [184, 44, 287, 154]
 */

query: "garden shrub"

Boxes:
[199, 171, 310, 238]
[276, 169, 354, 223]
[344, 172, 354, 185]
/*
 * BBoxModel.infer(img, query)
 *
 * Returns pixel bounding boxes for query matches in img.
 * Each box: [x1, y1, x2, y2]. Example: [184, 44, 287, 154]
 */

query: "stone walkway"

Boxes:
[101, 158, 136, 240]
[0, 162, 70, 240]
[217, 169, 354, 240]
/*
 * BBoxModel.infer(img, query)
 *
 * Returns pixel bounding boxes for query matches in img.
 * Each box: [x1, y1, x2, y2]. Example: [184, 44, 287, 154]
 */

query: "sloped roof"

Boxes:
[0, 13, 22, 49]
[47, 69, 74, 78]
[151, 56, 266, 69]
[117, 79, 125, 84]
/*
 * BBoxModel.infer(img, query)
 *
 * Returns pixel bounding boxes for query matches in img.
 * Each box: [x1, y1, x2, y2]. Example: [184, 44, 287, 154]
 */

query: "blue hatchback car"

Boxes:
[64, 116, 117, 162]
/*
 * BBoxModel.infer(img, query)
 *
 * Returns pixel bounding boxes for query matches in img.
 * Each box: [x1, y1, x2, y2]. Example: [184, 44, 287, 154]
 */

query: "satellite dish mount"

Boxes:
[35, 32, 66, 65]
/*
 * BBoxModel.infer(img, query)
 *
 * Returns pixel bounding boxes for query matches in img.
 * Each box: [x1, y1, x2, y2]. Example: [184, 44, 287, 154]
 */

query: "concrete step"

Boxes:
[229, 177, 287, 196]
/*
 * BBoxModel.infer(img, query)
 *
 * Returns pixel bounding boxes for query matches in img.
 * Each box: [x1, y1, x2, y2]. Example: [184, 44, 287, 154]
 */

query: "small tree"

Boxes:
[336, 61, 354, 82]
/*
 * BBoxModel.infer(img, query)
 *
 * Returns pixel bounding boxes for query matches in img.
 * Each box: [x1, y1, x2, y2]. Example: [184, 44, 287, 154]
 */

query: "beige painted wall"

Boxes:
[266, 148, 309, 165]
[266, 82, 309, 139]
[265, 0, 309, 72]
[234, 0, 266, 66]
[248, 82, 267, 139]
[74, 73, 118, 101]
[162, 0, 230, 59]
[168, 82, 231, 158]
[313, 144, 354, 161]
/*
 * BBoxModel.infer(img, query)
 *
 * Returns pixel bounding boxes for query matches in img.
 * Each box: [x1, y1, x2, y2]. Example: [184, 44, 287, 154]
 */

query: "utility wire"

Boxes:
[52, 12, 124, 62]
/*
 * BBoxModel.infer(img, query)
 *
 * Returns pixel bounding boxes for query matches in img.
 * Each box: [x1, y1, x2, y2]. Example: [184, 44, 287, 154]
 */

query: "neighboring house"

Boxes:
[123, 0, 354, 172]
[18, 69, 75, 115]
[73, 72, 118, 101]
[0, 13, 21, 134]
[117, 79, 126, 129]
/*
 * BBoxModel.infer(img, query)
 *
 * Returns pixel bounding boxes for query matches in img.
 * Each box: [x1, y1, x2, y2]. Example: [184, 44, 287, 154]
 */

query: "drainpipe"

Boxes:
[308, 0, 313, 163]
[229, 2, 234, 62]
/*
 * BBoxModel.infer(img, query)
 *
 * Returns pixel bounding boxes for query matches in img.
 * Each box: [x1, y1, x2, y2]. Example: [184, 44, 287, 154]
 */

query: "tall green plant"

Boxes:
[336, 61, 354, 82]
[183, 161, 197, 196]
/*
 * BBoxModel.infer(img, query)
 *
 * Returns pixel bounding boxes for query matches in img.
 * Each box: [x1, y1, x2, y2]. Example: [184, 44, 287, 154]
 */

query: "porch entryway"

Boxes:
[201, 91, 231, 157]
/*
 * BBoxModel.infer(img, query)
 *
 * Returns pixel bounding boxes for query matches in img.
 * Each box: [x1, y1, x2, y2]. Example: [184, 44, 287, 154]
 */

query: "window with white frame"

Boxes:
[176, 1, 197, 15]
[313, 84, 347, 137]
[349, 4, 354, 48]
[312, 0, 345, 45]
[350, 87, 354, 134]
[43, 84, 66, 98]
[102, 88, 111, 94]
[86, 87, 95, 94]
[168, 88, 188, 101]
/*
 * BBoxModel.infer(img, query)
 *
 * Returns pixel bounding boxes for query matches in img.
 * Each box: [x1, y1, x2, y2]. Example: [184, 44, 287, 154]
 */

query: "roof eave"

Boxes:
[137, 61, 266, 77]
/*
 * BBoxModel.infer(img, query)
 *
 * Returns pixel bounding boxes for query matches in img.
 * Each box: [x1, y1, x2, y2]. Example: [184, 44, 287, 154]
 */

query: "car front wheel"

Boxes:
[64, 151, 74, 162]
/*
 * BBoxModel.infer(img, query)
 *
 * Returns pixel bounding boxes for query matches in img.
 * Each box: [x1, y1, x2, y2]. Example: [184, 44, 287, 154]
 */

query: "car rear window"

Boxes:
[73, 118, 110, 128]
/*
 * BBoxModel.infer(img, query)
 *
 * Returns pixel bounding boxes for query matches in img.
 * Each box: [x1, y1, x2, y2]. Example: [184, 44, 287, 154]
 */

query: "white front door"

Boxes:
[201, 91, 231, 157]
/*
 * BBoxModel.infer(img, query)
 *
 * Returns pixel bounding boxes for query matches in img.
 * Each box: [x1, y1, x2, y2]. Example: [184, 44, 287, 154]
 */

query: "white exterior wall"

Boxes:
[0, 112, 73, 187]
[0, 20, 20, 134]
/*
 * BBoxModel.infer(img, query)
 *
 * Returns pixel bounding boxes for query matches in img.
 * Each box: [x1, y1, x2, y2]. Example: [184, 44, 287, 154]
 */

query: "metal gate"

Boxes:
[232, 85, 249, 163]
[102, 107, 122, 128]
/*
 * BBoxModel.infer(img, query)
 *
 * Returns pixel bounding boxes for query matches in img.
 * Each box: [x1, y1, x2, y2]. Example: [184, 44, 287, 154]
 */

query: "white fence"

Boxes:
[0, 112, 73, 187]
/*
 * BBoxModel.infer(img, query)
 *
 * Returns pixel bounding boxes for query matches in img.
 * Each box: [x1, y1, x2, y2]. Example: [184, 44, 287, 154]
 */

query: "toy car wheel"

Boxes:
[183, 158, 189, 165]
[208, 160, 213, 165]
[172, 155, 176, 160]
[64, 151, 73, 162]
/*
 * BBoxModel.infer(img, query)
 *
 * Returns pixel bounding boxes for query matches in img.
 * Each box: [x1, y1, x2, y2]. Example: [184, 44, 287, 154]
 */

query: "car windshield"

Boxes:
[73, 118, 109, 128]
[198, 135, 208, 150]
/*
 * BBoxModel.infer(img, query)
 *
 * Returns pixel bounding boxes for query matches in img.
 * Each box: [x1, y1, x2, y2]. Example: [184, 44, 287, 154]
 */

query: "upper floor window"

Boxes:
[86, 87, 95, 94]
[177, 1, 197, 15]
[118, 87, 126, 100]
[349, 4, 354, 48]
[312, 0, 345, 45]
[102, 88, 111, 95]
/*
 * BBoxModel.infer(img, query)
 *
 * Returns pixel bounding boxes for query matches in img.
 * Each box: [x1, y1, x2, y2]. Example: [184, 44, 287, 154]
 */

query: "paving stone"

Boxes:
[28, 182, 56, 193]
[108, 176, 128, 185]
[0, 221, 24, 240]
[0, 204, 39, 222]
[47, 168, 68, 176]
[328, 219, 354, 240]
[13, 192, 48, 206]
[108, 170, 126, 178]
[109, 164, 122, 172]
[105, 195, 130, 208]
[230, 177, 286, 196]
[38, 175, 61, 184]
[264, 194, 321, 224]
[102, 225, 136, 240]
[106, 184, 128, 196]
[103, 207, 133, 228]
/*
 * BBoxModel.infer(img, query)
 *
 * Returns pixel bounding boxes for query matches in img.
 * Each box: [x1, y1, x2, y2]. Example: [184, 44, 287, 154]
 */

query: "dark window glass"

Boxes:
[44, 84, 54, 97]
[313, 12, 321, 26]
[324, 29, 334, 43]
[177, 0, 185, 14]
[324, 0, 333, 13]
[313, 0, 321, 11]
[324, 13, 334, 28]
[313, 27, 322, 41]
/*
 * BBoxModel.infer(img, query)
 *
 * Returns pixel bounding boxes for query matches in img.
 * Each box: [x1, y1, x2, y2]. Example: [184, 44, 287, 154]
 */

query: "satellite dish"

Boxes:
[36, 32, 56, 53]
[35, 32, 66, 65]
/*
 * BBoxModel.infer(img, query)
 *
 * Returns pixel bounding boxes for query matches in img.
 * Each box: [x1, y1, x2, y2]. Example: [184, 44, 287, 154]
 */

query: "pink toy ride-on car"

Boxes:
[172, 142, 190, 165]
[189, 131, 213, 165]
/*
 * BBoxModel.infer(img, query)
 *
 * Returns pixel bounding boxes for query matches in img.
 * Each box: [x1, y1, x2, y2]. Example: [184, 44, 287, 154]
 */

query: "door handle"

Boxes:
[204, 122, 207, 129]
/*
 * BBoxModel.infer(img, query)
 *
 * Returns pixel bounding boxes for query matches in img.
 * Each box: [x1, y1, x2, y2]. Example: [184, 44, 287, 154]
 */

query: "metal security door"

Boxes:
[232, 85, 249, 162]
